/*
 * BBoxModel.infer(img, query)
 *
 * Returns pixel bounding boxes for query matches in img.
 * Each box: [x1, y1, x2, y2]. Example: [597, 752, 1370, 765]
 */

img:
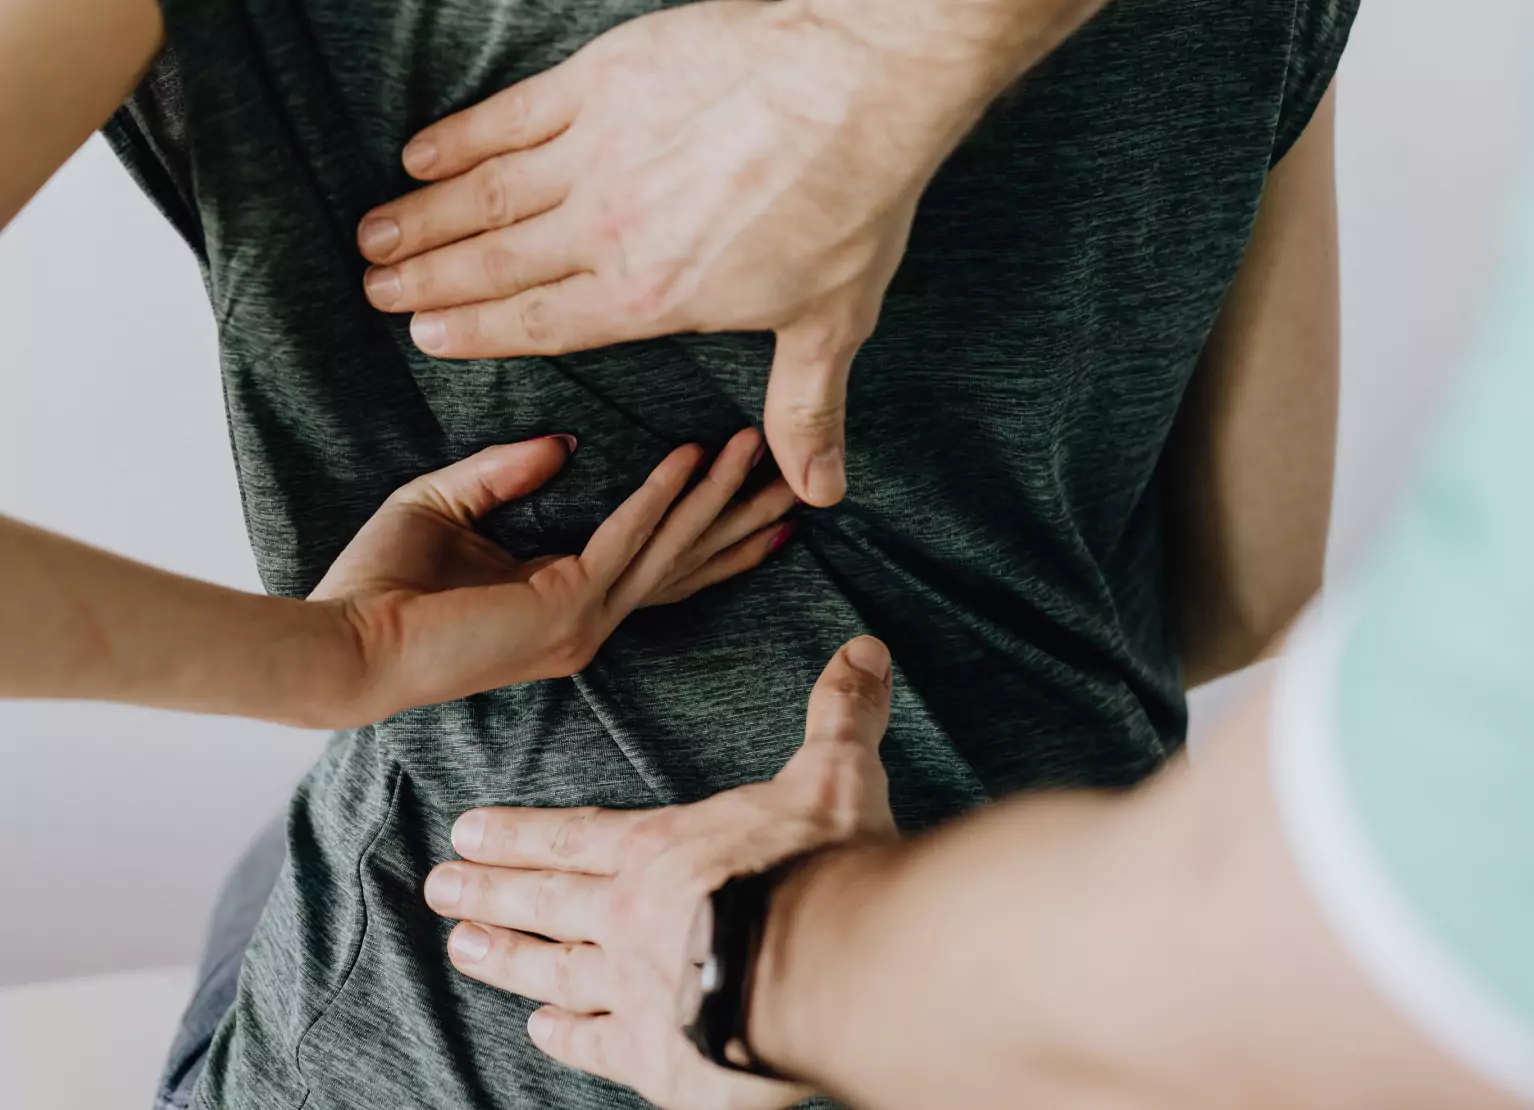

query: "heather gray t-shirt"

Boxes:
[107, 1, 1356, 1107]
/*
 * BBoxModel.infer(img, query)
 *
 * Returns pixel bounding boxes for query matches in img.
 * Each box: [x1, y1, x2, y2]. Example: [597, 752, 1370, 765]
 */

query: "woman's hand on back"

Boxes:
[312, 427, 794, 728]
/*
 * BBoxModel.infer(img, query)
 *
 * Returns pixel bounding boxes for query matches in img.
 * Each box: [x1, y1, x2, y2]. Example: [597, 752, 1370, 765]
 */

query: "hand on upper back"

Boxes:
[311, 427, 794, 727]
[355, 0, 957, 507]
[422, 635, 898, 1110]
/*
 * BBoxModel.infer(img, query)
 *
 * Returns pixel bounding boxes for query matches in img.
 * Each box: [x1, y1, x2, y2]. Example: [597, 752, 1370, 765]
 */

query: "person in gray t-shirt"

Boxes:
[2, 0, 1356, 1107]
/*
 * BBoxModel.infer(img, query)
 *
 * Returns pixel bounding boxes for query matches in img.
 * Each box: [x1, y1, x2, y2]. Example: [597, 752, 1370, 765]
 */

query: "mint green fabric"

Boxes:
[1336, 138, 1534, 1032]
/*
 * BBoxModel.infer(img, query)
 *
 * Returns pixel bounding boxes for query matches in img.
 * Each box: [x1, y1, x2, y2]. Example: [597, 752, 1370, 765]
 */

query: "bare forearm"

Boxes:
[751, 680, 1509, 1110]
[0, 516, 360, 727]
[802, 0, 1105, 89]
[786, 0, 1107, 171]
[1167, 89, 1340, 686]
[752, 792, 1126, 1110]
[0, 0, 163, 229]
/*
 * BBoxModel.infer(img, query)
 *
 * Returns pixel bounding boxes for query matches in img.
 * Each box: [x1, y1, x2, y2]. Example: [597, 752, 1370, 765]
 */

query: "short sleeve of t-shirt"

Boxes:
[1271, 0, 1360, 164]
[1270, 90, 1534, 1103]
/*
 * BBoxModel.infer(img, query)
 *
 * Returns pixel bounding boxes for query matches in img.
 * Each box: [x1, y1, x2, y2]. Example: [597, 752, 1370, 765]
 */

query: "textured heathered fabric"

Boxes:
[105, 1, 1357, 1107]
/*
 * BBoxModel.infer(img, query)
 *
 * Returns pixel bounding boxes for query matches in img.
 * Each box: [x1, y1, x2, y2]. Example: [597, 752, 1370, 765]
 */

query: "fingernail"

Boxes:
[769, 521, 797, 554]
[843, 637, 891, 682]
[452, 810, 487, 854]
[534, 434, 579, 455]
[450, 923, 491, 963]
[364, 266, 402, 307]
[424, 867, 463, 909]
[411, 313, 448, 353]
[751, 441, 767, 468]
[804, 445, 846, 506]
[358, 217, 400, 259]
[527, 1008, 554, 1043]
[403, 139, 438, 176]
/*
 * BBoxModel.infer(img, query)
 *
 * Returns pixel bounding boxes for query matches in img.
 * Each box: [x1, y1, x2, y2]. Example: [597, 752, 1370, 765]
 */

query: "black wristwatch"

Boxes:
[682, 859, 798, 1080]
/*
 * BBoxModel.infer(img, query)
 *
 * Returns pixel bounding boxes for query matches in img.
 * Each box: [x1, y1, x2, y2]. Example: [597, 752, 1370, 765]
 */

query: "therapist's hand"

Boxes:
[312, 428, 794, 727]
[423, 636, 898, 1110]
[356, 0, 980, 507]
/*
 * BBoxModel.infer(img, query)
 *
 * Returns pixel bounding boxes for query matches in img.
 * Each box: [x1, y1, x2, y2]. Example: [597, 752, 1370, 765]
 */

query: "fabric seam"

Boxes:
[290, 757, 406, 1110]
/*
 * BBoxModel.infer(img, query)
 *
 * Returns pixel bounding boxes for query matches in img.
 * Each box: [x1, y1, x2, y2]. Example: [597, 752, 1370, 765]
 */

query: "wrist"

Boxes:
[786, 0, 1104, 142]
[747, 840, 900, 1081]
[757, 0, 986, 185]
[289, 597, 381, 729]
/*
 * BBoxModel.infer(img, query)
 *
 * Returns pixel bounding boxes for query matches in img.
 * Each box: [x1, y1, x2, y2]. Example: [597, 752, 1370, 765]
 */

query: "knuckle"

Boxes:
[552, 809, 596, 859]
[495, 88, 532, 139]
[778, 395, 846, 439]
[482, 244, 520, 290]
[618, 269, 678, 322]
[617, 815, 674, 866]
[475, 160, 510, 226]
[549, 944, 575, 999]
[823, 673, 887, 719]
[532, 873, 560, 926]
[803, 750, 876, 839]
[518, 293, 559, 348]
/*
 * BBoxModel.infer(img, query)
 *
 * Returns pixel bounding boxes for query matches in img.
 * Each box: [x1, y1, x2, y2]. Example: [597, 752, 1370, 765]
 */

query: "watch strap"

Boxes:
[683, 859, 795, 1080]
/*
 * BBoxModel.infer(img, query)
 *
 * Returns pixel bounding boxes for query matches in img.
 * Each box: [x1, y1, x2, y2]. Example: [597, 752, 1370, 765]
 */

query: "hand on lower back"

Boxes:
[311, 428, 793, 726]
[423, 636, 899, 1110]
[356, 0, 954, 506]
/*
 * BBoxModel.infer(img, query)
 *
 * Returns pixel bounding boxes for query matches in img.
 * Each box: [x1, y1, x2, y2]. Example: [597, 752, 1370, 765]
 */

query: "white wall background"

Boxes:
[2, 0, 1532, 989]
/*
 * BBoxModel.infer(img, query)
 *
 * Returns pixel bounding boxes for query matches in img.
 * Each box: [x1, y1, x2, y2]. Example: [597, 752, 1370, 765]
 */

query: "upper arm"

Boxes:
[0, 0, 163, 230]
[1163, 82, 1341, 687]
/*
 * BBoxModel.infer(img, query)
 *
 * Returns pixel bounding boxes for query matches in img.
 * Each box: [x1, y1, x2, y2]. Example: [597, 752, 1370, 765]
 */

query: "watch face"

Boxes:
[699, 952, 723, 995]
[680, 954, 713, 1028]
[680, 955, 716, 1059]
[679, 900, 716, 1030]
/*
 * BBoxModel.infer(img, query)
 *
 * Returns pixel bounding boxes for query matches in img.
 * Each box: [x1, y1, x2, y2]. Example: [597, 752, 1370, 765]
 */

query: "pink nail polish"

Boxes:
[533, 434, 579, 454]
[769, 521, 798, 554]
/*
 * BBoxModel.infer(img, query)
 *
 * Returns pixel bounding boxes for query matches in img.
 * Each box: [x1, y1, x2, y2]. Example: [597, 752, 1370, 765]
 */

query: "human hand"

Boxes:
[423, 636, 897, 1110]
[356, 0, 975, 507]
[312, 427, 794, 727]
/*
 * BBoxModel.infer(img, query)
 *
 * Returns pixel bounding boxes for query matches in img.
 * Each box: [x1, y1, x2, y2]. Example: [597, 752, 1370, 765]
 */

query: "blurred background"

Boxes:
[1, 0, 1531, 1104]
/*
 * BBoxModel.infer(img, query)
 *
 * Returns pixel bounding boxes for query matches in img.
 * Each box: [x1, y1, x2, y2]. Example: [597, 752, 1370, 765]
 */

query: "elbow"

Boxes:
[1178, 564, 1322, 688]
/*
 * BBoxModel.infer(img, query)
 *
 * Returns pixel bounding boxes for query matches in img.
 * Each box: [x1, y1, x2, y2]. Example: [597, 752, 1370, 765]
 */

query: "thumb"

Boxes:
[779, 636, 896, 837]
[391, 435, 576, 527]
[763, 321, 860, 507]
